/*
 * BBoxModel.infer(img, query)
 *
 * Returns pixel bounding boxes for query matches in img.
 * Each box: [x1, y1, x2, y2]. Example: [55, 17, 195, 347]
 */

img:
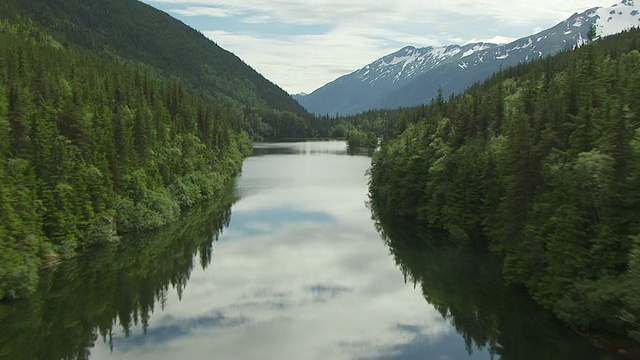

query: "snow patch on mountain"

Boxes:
[297, 1, 640, 116]
[593, 0, 640, 37]
[431, 46, 463, 62]
[354, 43, 499, 86]
[461, 43, 493, 59]
[353, 0, 640, 88]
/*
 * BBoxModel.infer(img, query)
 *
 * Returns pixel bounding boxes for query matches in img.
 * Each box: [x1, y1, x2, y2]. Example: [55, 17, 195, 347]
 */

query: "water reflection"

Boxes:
[1, 141, 628, 360]
[0, 185, 235, 359]
[370, 203, 636, 360]
[253, 141, 350, 156]
[86, 141, 457, 360]
[253, 140, 374, 157]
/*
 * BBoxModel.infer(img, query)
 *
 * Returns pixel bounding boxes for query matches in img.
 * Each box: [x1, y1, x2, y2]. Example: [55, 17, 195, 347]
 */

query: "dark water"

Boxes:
[0, 141, 637, 359]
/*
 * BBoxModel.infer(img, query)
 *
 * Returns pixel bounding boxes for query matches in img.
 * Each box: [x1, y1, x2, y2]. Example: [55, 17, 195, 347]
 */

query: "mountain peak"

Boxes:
[297, 2, 640, 116]
[400, 45, 417, 52]
[591, 0, 640, 38]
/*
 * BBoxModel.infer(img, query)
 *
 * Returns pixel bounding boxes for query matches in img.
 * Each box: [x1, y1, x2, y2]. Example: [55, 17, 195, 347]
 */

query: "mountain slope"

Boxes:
[297, 0, 640, 116]
[3, 0, 308, 117]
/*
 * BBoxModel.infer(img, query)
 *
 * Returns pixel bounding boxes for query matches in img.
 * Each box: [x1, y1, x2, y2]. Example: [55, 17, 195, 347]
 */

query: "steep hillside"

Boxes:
[2, 0, 308, 118]
[298, 0, 640, 115]
[0, 0, 264, 301]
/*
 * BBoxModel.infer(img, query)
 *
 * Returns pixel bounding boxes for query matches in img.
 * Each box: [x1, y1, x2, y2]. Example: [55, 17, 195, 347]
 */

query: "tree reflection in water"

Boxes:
[370, 202, 638, 360]
[0, 184, 236, 360]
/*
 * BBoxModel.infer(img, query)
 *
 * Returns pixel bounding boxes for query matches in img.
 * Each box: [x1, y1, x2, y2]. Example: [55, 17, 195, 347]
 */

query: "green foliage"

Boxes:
[1, 0, 307, 119]
[369, 29, 640, 339]
[370, 205, 619, 359]
[0, 12, 252, 300]
[0, 156, 44, 300]
[345, 128, 377, 148]
[0, 0, 329, 141]
[622, 236, 640, 341]
[0, 188, 235, 359]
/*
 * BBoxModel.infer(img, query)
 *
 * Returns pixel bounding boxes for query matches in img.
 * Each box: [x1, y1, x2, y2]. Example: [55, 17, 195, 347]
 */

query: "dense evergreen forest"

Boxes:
[0, 4, 257, 300]
[370, 206, 636, 359]
[368, 29, 640, 340]
[0, 0, 322, 141]
[0, 0, 407, 142]
[0, 188, 235, 359]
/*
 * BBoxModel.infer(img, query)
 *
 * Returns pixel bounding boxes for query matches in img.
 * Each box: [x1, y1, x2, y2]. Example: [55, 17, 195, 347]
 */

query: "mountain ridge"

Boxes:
[296, 1, 640, 116]
[3, 0, 308, 118]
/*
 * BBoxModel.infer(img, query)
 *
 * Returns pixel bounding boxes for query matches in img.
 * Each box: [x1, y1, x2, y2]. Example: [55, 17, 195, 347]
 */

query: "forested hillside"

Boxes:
[0, 0, 313, 140]
[0, 5, 256, 300]
[368, 29, 640, 340]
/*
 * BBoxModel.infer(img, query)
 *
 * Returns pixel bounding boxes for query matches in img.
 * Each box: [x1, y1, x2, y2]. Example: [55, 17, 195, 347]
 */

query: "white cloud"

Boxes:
[203, 28, 399, 94]
[241, 15, 273, 24]
[142, 0, 619, 93]
[148, 0, 615, 26]
[170, 6, 239, 17]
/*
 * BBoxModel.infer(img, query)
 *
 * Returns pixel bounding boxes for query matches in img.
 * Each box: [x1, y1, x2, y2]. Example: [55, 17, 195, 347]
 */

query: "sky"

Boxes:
[140, 0, 621, 95]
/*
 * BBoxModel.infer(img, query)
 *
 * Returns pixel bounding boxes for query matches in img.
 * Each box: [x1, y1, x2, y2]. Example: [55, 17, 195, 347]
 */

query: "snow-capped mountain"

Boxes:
[355, 43, 493, 88]
[297, 0, 640, 116]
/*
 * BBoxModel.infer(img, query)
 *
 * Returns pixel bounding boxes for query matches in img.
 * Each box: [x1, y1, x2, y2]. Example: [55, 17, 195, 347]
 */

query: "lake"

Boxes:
[0, 141, 636, 359]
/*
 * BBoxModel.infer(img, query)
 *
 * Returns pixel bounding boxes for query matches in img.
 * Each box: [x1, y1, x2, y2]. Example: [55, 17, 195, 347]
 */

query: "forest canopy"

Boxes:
[368, 28, 640, 340]
[0, 3, 254, 300]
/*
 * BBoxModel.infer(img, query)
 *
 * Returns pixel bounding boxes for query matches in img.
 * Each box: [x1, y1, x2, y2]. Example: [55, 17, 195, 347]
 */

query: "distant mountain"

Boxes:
[298, 0, 640, 116]
[3, 0, 308, 117]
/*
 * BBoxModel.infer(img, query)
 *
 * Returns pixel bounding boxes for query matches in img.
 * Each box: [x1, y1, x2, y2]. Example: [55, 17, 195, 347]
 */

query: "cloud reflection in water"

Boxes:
[90, 142, 478, 360]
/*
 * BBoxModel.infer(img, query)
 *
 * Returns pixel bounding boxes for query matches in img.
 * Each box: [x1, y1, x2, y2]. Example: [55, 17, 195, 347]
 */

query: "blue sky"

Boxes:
[141, 0, 619, 94]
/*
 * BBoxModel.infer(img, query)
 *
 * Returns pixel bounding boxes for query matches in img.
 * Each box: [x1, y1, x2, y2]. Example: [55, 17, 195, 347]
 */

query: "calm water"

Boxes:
[0, 141, 636, 359]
